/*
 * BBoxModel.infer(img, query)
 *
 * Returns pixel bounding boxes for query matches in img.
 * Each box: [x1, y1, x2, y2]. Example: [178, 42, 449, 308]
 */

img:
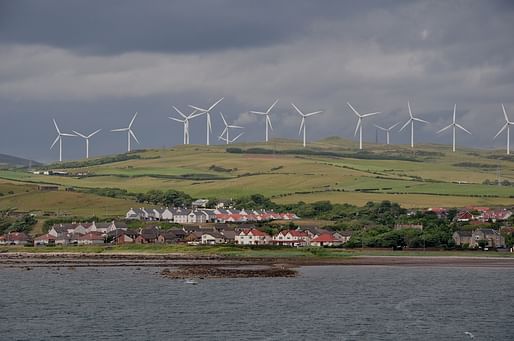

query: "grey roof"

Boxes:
[455, 230, 473, 237]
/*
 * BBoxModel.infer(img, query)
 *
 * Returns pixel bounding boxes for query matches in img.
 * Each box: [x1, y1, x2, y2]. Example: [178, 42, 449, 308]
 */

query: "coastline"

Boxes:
[2, 252, 514, 268]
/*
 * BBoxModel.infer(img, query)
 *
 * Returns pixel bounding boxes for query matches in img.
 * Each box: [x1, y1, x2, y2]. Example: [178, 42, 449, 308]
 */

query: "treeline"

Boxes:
[135, 189, 193, 207]
[42, 153, 147, 170]
[225, 147, 421, 162]
[482, 179, 514, 186]
[0, 210, 37, 234]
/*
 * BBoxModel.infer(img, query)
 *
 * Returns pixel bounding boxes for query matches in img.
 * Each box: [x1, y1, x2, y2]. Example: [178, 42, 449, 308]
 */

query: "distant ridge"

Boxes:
[0, 153, 43, 169]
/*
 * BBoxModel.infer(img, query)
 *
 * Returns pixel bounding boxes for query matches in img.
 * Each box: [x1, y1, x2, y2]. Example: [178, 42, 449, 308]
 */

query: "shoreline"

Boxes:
[2, 252, 514, 268]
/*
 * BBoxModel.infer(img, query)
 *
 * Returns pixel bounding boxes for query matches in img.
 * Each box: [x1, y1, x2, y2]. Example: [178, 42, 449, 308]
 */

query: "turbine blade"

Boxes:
[50, 135, 60, 149]
[130, 130, 140, 144]
[298, 118, 304, 135]
[455, 123, 471, 135]
[111, 128, 128, 132]
[413, 117, 429, 124]
[129, 112, 138, 128]
[169, 117, 185, 123]
[267, 99, 279, 114]
[267, 116, 273, 131]
[389, 122, 401, 130]
[228, 125, 244, 129]
[436, 125, 452, 134]
[399, 120, 411, 132]
[362, 112, 381, 118]
[188, 105, 206, 112]
[219, 127, 227, 138]
[494, 123, 508, 139]
[53, 119, 60, 134]
[453, 104, 456, 123]
[208, 97, 224, 111]
[88, 129, 102, 138]
[374, 124, 387, 131]
[173, 106, 188, 119]
[347, 102, 360, 117]
[407, 101, 412, 118]
[502, 104, 511, 123]
[249, 111, 267, 115]
[72, 130, 87, 139]
[232, 132, 244, 142]
[60, 133, 76, 137]
[305, 110, 323, 117]
[291, 103, 304, 116]
[354, 118, 361, 136]
[219, 112, 228, 126]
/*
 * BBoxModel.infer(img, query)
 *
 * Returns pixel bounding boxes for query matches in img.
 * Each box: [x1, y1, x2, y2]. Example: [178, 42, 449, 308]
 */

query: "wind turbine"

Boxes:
[291, 103, 323, 148]
[169, 107, 199, 145]
[436, 104, 471, 152]
[347, 102, 381, 150]
[219, 112, 243, 145]
[374, 122, 400, 145]
[72, 129, 102, 159]
[189, 97, 224, 145]
[111, 112, 140, 152]
[494, 104, 514, 155]
[50, 119, 76, 162]
[250, 99, 278, 142]
[399, 101, 429, 148]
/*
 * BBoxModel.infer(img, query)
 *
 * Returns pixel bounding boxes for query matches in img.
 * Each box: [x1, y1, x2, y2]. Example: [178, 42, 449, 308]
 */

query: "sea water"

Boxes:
[0, 265, 511, 340]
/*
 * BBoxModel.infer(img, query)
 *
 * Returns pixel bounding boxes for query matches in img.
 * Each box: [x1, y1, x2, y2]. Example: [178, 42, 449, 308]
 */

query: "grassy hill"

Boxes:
[0, 137, 513, 215]
[0, 153, 42, 169]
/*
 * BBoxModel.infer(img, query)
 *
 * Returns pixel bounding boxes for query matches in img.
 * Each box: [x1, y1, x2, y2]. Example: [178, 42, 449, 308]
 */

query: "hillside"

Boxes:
[0, 138, 513, 212]
[0, 153, 42, 169]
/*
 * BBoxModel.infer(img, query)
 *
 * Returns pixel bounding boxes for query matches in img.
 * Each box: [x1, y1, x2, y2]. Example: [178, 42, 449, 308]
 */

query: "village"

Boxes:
[0, 203, 513, 250]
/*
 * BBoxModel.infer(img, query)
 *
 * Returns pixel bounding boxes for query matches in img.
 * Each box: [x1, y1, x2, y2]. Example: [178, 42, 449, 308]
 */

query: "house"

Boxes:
[0, 235, 5, 245]
[192, 199, 209, 208]
[201, 231, 227, 245]
[470, 229, 505, 248]
[235, 229, 271, 245]
[272, 230, 310, 247]
[154, 207, 174, 221]
[187, 210, 209, 224]
[157, 229, 186, 244]
[108, 229, 139, 244]
[333, 230, 352, 243]
[452, 231, 473, 246]
[310, 233, 343, 247]
[184, 232, 203, 245]
[172, 208, 190, 224]
[4, 232, 31, 245]
[456, 211, 474, 222]
[34, 233, 56, 246]
[135, 226, 160, 244]
[77, 232, 105, 245]
[480, 209, 512, 222]
[220, 230, 236, 243]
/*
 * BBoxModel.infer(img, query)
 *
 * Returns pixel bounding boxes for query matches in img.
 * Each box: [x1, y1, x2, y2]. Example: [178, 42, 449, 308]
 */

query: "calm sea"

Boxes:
[0, 265, 512, 340]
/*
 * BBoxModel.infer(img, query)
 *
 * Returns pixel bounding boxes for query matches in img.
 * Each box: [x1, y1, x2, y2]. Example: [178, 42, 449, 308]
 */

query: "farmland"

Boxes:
[0, 137, 513, 215]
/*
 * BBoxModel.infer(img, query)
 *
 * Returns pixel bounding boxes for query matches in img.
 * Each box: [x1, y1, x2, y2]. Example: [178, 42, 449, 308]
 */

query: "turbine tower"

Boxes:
[50, 119, 76, 162]
[111, 112, 140, 152]
[292, 103, 323, 148]
[347, 102, 381, 150]
[250, 99, 278, 142]
[219, 112, 243, 145]
[494, 104, 514, 155]
[189, 97, 224, 146]
[72, 129, 102, 159]
[169, 107, 199, 145]
[374, 122, 400, 145]
[399, 101, 429, 148]
[436, 104, 471, 152]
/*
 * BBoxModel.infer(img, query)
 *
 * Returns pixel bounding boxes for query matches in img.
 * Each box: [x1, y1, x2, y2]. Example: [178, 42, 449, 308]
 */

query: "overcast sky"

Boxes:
[1, 0, 514, 162]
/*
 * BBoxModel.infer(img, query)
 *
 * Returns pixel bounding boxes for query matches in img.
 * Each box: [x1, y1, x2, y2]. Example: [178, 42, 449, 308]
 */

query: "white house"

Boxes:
[235, 229, 271, 245]
[201, 232, 226, 245]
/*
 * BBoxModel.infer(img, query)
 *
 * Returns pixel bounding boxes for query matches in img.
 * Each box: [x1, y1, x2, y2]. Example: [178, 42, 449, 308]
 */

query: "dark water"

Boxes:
[0, 266, 512, 340]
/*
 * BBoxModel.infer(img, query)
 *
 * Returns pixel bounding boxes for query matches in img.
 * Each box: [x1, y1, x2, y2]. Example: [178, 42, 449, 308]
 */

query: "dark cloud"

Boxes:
[0, 1, 513, 161]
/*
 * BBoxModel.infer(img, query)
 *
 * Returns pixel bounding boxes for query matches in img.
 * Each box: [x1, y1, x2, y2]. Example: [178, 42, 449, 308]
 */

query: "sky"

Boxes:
[1, 0, 514, 162]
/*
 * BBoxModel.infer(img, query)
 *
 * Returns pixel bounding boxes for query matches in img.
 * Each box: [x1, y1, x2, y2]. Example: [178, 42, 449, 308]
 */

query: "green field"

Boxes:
[0, 138, 513, 215]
